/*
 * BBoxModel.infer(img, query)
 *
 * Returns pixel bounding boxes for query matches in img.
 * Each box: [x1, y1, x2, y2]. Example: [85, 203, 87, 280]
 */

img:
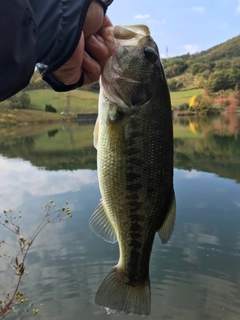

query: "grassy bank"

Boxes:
[0, 88, 204, 126]
[170, 89, 203, 107]
[27, 89, 99, 114]
[27, 88, 203, 113]
[0, 108, 69, 126]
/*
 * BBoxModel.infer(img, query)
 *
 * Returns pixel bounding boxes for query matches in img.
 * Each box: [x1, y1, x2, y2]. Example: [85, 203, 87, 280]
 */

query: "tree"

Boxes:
[45, 104, 57, 113]
[168, 79, 178, 91]
[233, 86, 240, 106]
[195, 75, 205, 88]
[163, 58, 189, 78]
[228, 69, 240, 88]
[206, 70, 229, 92]
[206, 68, 240, 92]
[189, 95, 197, 107]
[191, 62, 213, 75]
[191, 94, 214, 112]
[8, 92, 31, 109]
[19, 92, 31, 108]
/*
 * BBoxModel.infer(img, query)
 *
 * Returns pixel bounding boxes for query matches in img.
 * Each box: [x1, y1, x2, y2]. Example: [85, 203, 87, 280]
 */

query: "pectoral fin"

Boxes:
[158, 191, 176, 245]
[93, 116, 99, 150]
[89, 200, 117, 243]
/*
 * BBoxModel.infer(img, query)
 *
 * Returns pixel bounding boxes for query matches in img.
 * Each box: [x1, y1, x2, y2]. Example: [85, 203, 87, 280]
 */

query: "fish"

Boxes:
[89, 24, 176, 316]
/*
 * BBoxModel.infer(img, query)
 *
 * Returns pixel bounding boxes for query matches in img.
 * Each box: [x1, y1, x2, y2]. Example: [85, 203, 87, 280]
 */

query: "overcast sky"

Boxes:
[107, 0, 240, 57]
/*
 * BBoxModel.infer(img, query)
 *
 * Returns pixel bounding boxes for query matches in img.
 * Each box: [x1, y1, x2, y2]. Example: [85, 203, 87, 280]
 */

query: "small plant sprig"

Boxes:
[0, 200, 72, 319]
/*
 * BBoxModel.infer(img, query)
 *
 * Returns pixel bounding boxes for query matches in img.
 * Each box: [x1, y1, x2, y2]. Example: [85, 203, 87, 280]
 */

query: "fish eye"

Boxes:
[144, 47, 158, 64]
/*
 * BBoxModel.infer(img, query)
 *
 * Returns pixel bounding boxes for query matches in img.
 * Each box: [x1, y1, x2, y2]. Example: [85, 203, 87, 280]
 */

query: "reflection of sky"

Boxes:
[174, 168, 240, 211]
[0, 155, 98, 211]
[1, 157, 240, 319]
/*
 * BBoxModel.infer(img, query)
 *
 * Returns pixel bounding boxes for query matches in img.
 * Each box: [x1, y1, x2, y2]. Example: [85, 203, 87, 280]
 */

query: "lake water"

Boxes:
[0, 114, 240, 320]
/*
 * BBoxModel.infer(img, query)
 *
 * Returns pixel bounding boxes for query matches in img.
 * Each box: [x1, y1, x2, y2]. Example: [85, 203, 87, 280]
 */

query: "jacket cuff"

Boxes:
[37, 63, 84, 91]
[97, 0, 114, 14]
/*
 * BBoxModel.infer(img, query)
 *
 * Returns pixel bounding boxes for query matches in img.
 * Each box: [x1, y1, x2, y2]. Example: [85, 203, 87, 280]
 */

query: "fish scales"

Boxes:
[98, 94, 172, 278]
[90, 24, 176, 316]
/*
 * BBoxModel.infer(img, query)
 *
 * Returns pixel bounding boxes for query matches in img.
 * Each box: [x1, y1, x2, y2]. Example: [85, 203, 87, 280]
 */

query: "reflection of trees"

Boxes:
[30, 148, 97, 170]
[0, 140, 96, 170]
[0, 132, 97, 171]
[47, 129, 58, 138]
[174, 114, 240, 137]
[174, 132, 240, 183]
[0, 137, 35, 157]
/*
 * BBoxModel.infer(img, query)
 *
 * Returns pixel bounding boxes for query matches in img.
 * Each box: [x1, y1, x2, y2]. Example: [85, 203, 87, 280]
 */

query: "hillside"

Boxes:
[162, 34, 240, 92]
[190, 34, 240, 62]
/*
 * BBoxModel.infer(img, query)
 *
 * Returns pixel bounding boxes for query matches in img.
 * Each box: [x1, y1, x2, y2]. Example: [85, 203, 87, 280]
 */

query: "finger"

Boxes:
[53, 34, 84, 85]
[82, 50, 102, 85]
[100, 15, 113, 29]
[85, 35, 110, 71]
[83, 0, 104, 38]
[94, 34, 105, 45]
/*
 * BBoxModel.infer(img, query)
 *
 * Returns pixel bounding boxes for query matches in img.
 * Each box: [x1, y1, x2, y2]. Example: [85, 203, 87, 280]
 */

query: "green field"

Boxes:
[27, 88, 203, 112]
[27, 89, 99, 114]
[0, 88, 205, 126]
[170, 89, 203, 107]
[0, 108, 66, 126]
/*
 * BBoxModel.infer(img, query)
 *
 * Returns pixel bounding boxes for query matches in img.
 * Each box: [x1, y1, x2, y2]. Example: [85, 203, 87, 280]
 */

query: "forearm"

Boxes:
[0, 0, 37, 102]
[33, 0, 113, 91]
[0, 0, 113, 102]
[32, 0, 92, 91]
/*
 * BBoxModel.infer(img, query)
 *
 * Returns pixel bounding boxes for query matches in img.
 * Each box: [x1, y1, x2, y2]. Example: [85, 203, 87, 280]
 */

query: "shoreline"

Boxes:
[0, 108, 98, 127]
[173, 110, 240, 117]
[0, 109, 240, 127]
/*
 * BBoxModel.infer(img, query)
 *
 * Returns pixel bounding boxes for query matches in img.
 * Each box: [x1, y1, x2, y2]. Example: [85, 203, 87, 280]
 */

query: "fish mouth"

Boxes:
[100, 24, 150, 49]
[100, 25, 152, 110]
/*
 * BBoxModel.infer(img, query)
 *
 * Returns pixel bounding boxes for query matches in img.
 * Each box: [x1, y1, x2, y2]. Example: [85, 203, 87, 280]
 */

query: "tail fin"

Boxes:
[95, 266, 151, 316]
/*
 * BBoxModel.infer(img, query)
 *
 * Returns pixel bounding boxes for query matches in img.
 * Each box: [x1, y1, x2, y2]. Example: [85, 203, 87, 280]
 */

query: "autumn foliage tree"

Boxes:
[190, 94, 214, 112]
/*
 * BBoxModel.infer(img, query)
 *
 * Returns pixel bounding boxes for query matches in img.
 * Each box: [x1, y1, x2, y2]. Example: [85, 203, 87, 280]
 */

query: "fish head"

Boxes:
[100, 25, 163, 111]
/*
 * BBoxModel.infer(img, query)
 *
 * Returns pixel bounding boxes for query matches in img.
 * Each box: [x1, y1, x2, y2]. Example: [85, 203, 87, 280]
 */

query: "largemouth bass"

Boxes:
[90, 24, 176, 316]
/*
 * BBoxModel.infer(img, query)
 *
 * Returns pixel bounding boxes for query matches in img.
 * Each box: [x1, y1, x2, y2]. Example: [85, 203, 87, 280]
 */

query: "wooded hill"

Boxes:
[190, 34, 240, 62]
[162, 34, 240, 92]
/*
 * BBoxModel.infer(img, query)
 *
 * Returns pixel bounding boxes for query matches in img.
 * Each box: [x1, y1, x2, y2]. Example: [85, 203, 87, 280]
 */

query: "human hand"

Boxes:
[53, 0, 112, 86]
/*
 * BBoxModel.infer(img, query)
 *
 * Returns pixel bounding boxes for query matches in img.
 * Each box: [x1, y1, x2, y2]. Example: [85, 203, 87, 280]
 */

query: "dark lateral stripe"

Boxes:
[126, 172, 141, 180]
[126, 157, 145, 166]
[126, 146, 139, 153]
[129, 213, 145, 222]
[127, 132, 140, 146]
[126, 183, 143, 192]
[129, 238, 142, 247]
[127, 201, 142, 210]
[126, 193, 139, 200]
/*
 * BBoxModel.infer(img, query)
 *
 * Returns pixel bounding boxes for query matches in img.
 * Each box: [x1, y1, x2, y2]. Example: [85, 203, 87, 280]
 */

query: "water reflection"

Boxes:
[174, 114, 240, 183]
[0, 115, 240, 320]
[0, 123, 96, 170]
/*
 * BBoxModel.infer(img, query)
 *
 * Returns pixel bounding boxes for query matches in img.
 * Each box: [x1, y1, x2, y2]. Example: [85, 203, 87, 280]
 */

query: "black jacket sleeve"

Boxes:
[0, 1, 37, 102]
[0, 0, 113, 102]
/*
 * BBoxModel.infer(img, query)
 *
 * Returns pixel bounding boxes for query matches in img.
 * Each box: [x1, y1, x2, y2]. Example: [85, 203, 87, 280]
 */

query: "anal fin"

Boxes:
[89, 200, 117, 243]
